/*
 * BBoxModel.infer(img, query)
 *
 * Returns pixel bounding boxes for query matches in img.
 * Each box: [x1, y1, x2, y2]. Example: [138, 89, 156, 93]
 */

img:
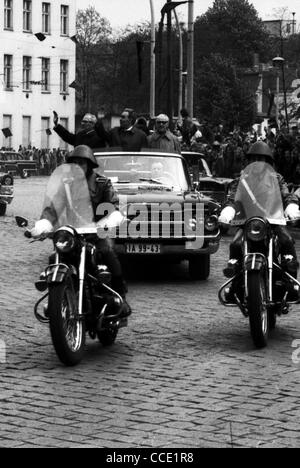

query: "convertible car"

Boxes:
[94, 149, 221, 280]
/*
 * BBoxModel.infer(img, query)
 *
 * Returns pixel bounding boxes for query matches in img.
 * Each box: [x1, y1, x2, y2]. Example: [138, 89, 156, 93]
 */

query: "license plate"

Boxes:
[125, 244, 161, 254]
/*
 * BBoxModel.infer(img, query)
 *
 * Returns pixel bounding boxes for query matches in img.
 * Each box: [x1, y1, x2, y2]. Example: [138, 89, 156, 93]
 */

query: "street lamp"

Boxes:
[272, 56, 289, 131]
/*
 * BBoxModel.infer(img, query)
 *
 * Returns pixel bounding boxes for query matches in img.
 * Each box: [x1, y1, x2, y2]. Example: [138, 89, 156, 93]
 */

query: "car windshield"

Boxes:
[42, 163, 96, 232]
[95, 154, 189, 191]
[233, 161, 285, 225]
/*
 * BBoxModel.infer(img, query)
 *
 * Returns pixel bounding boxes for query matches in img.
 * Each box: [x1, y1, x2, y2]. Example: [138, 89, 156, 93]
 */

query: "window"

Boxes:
[4, 55, 13, 90]
[23, 56, 32, 91]
[2, 115, 12, 148]
[41, 117, 50, 148]
[42, 3, 50, 34]
[41, 58, 50, 92]
[22, 116, 31, 148]
[23, 0, 31, 32]
[4, 0, 13, 30]
[60, 5, 69, 35]
[60, 60, 68, 93]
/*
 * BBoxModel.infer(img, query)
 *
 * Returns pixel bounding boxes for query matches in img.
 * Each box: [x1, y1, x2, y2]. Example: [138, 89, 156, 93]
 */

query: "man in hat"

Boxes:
[147, 114, 181, 154]
[53, 111, 108, 149]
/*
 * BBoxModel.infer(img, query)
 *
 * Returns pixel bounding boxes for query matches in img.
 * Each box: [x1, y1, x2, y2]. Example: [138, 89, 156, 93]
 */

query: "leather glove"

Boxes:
[31, 219, 53, 239]
[284, 203, 300, 220]
[97, 211, 125, 230]
[218, 206, 236, 224]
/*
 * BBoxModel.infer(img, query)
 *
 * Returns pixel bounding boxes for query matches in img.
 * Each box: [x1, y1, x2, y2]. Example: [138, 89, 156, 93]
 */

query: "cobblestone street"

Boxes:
[0, 177, 300, 448]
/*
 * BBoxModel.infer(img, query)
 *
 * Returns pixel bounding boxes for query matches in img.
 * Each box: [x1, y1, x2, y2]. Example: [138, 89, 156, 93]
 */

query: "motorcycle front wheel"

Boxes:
[48, 281, 85, 366]
[247, 271, 268, 349]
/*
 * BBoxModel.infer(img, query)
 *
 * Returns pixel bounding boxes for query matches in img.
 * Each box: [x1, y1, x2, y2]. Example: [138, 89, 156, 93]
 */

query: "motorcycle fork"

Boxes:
[243, 238, 271, 300]
[78, 244, 86, 318]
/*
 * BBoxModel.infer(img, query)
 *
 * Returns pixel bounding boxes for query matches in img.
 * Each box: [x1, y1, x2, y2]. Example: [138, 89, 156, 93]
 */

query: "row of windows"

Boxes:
[3, 54, 69, 93]
[2, 114, 69, 149]
[4, 0, 70, 36]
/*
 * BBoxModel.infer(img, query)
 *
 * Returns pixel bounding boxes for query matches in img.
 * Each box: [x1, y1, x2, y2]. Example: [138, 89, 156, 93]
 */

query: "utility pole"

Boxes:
[186, 0, 194, 118]
[166, 0, 174, 122]
[149, 0, 156, 119]
[174, 11, 183, 119]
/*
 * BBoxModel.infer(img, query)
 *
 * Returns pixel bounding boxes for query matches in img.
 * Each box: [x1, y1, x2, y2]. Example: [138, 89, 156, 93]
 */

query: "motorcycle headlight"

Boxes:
[205, 214, 218, 232]
[53, 227, 76, 253]
[246, 218, 266, 242]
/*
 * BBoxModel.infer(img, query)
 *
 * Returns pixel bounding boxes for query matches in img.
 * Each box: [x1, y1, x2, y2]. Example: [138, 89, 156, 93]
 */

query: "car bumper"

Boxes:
[115, 231, 220, 258]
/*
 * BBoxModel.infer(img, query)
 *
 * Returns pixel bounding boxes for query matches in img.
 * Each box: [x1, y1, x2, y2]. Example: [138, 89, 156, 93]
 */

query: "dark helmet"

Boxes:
[247, 141, 274, 163]
[67, 145, 98, 168]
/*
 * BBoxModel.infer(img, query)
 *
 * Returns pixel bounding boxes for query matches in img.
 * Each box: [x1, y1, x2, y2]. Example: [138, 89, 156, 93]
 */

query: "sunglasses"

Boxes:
[157, 121, 168, 125]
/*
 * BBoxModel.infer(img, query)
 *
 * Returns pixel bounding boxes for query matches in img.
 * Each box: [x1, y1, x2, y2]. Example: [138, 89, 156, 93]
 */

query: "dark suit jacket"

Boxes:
[109, 126, 148, 151]
[54, 121, 108, 148]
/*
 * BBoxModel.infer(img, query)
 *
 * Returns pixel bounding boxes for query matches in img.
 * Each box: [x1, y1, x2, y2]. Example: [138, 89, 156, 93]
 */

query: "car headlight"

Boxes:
[246, 218, 266, 242]
[53, 227, 76, 253]
[205, 214, 218, 232]
[188, 218, 197, 231]
[2, 176, 13, 186]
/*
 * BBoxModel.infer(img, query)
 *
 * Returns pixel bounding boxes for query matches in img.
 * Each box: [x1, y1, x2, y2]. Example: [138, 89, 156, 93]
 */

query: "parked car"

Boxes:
[182, 151, 233, 206]
[0, 170, 14, 216]
[94, 150, 221, 280]
[0, 151, 38, 178]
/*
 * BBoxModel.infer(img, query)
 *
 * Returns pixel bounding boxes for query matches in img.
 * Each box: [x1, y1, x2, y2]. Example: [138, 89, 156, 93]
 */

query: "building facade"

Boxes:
[0, 0, 76, 150]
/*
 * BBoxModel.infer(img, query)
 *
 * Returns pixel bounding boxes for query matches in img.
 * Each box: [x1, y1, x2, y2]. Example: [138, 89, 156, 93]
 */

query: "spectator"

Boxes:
[177, 108, 198, 148]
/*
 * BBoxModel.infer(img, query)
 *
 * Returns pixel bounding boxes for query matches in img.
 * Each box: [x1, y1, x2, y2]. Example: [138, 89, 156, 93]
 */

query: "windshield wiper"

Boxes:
[139, 177, 164, 185]
[115, 180, 131, 184]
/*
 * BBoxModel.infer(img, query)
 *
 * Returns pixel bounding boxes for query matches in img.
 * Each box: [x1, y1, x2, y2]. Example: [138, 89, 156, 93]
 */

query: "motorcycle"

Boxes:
[16, 163, 128, 366]
[218, 161, 300, 348]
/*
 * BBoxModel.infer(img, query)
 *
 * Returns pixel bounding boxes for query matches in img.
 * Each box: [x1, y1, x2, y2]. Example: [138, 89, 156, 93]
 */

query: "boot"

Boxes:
[112, 276, 132, 318]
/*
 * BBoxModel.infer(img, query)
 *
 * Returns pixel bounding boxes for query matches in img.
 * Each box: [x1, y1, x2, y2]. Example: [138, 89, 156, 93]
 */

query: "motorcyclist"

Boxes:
[219, 141, 300, 299]
[31, 145, 131, 317]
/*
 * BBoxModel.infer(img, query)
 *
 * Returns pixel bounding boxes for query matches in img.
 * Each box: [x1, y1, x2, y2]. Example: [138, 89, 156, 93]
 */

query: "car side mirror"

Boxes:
[15, 216, 29, 228]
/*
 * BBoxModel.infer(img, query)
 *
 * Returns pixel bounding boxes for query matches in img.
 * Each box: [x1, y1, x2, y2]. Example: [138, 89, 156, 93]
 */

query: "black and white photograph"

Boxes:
[1, 0, 300, 451]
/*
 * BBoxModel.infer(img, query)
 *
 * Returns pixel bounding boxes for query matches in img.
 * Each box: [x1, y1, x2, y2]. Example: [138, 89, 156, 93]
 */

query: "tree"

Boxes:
[194, 0, 271, 67]
[194, 54, 256, 130]
[76, 7, 112, 113]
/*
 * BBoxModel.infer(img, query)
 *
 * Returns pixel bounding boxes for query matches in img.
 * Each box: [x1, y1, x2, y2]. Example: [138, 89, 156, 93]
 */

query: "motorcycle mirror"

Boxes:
[15, 216, 29, 228]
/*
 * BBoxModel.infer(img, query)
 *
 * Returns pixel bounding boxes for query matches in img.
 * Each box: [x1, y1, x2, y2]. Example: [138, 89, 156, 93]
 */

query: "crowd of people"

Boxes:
[0, 144, 69, 175]
[2, 107, 300, 185]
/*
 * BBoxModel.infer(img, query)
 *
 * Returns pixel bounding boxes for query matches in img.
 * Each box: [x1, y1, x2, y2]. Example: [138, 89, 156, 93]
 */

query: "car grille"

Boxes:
[118, 203, 207, 240]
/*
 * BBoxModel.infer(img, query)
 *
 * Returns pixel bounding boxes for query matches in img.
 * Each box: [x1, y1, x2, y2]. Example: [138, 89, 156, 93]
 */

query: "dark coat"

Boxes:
[54, 121, 108, 148]
[109, 126, 148, 151]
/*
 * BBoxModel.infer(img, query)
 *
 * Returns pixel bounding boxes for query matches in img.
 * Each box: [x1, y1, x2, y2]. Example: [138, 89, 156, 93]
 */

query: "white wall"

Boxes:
[0, 0, 76, 150]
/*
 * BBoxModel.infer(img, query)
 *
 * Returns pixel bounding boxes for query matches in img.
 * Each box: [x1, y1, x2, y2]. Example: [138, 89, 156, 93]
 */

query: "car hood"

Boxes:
[200, 176, 233, 185]
[114, 183, 210, 204]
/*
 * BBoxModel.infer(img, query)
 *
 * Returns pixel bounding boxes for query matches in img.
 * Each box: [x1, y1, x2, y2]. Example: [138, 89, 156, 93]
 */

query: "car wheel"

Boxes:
[189, 255, 210, 280]
[0, 203, 7, 216]
[21, 169, 28, 179]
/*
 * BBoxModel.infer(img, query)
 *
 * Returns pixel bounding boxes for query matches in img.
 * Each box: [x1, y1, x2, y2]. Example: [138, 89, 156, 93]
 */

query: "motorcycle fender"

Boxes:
[45, 264, 76, 284]
[244, 253, 266, 272]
